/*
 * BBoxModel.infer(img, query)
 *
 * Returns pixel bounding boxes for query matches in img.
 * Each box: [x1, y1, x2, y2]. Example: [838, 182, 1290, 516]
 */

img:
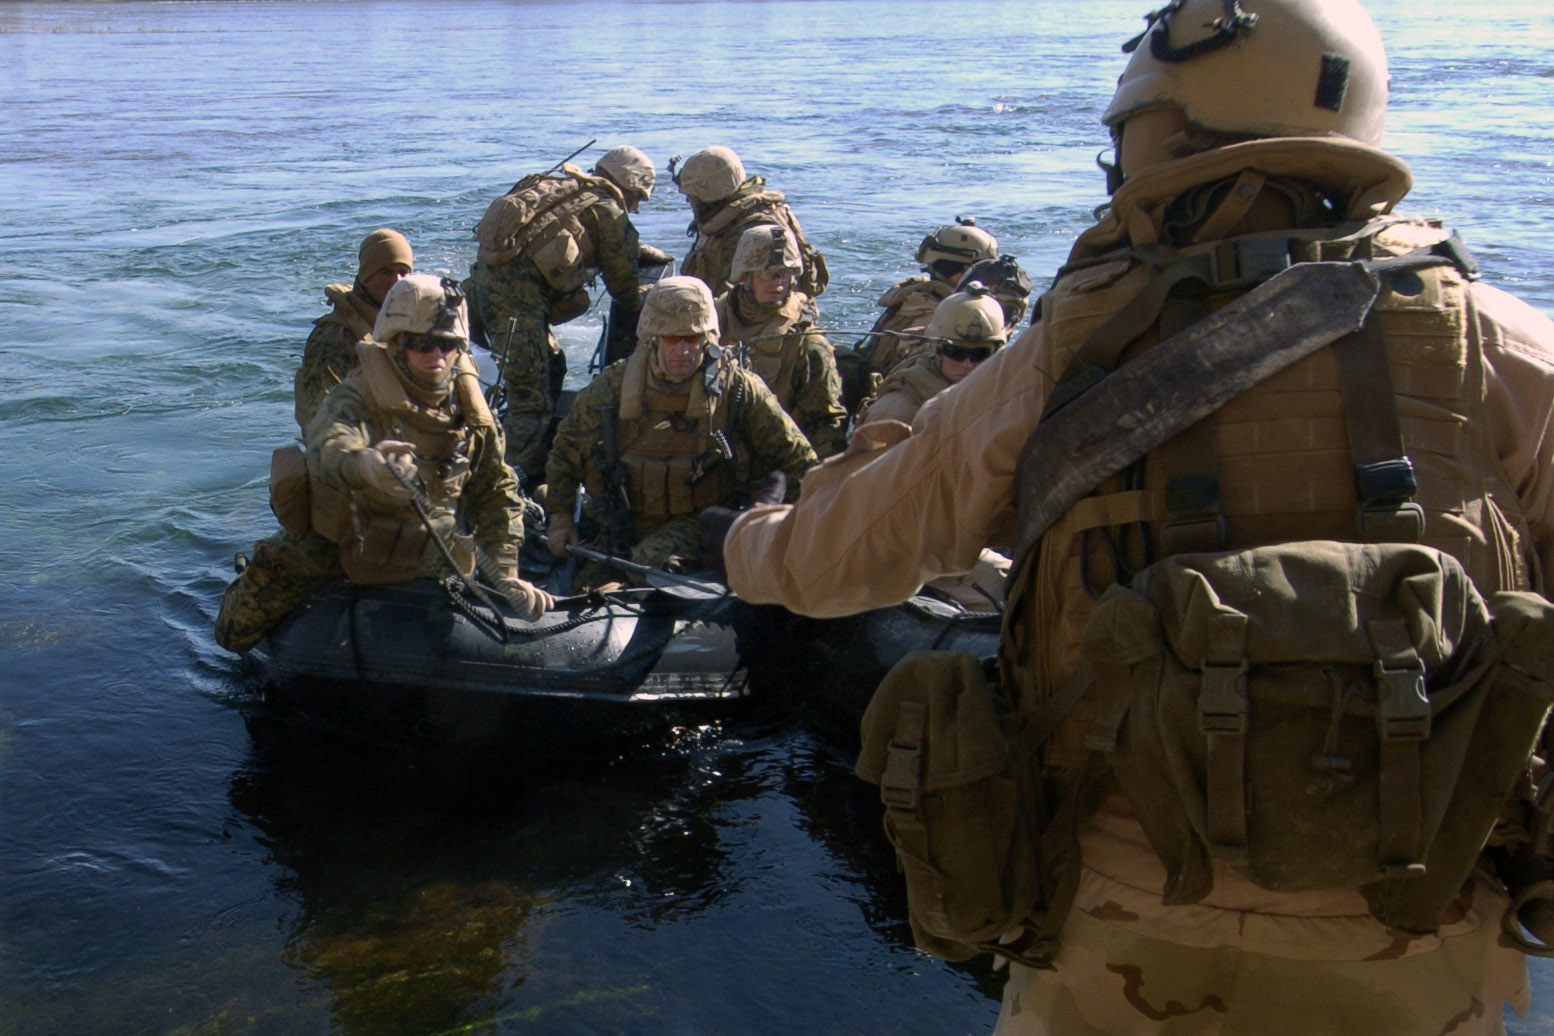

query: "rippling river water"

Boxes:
[2, 1, 1552, 1033]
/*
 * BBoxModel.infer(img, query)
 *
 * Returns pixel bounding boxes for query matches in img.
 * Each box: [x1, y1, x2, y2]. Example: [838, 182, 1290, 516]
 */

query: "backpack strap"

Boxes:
[1334, 318, 1425, 542]
[1367, 616, 1431, 875]
[1200, 610, 1252, 865]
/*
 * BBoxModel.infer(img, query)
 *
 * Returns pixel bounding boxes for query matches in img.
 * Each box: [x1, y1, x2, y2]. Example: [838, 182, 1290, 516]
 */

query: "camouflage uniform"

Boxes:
[215, 356, 523, 654]
[546, 347, 815, 575]
[716, 289, 847, 459]
[293, 282, 379, 429]
[464, 184, 645, 483]
[681, 179, 827, 301]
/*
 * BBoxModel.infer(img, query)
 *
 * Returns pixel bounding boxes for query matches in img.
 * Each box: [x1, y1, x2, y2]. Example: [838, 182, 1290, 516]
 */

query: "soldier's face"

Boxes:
[747, 269, 794, 305]
[364, 264, 411, 305]
[657, 334, 706, 379]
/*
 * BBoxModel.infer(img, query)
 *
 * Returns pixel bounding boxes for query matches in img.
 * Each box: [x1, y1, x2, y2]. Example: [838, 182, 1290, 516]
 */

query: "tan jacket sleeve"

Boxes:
[1473, 282, 1554, 584]
[725, 325, 1049, 617]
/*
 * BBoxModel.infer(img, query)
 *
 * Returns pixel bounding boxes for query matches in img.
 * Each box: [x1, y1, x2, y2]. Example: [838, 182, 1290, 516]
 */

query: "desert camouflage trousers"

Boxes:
[214, 530, 342, 653]
[464, 261, 567, 483]
[994, 865, 1529, 1035]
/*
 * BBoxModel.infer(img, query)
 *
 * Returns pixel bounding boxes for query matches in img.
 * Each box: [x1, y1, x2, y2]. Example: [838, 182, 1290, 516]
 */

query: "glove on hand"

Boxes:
[699, 471, 787, 582]
[357, 441, 418, 499]
[546, 515, 579, 560]
[497, 576, 554, 621]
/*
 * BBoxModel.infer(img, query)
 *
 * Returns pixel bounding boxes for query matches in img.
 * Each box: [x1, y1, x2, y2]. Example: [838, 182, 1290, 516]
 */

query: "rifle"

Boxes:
[388, 464, 514, 644]
[552, 540, 727, 600]
[508, 138, 597, 194]
[593, 404, 634, 556]
[485, 316, 518, 415]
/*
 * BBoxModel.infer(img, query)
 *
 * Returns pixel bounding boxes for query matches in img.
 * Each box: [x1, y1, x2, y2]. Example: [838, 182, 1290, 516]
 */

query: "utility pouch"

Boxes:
[1081, 541, 1554, 933]
[530, 230, 585, 294]
[856, 650, 1049, 964]
[268, 445, 311, 534]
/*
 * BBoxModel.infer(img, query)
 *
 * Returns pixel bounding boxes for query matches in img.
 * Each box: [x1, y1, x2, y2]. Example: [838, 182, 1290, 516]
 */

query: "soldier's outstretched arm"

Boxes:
[586, 202, 645, 310]
[724, 327, 1049, 618]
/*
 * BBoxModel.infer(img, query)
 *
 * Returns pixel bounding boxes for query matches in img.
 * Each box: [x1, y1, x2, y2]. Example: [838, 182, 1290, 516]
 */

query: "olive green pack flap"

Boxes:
[1081, 541, 1554, 933]
[856, 650, 1008, 790]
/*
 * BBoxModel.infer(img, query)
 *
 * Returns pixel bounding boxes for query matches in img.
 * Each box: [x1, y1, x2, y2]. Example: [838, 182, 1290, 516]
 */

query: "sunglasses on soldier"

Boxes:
[938, 342, 995, 363]
[400, 332, 461, 355]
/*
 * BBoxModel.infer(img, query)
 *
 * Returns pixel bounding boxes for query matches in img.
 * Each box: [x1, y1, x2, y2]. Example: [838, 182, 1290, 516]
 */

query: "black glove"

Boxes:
[700, 472, 787, 581]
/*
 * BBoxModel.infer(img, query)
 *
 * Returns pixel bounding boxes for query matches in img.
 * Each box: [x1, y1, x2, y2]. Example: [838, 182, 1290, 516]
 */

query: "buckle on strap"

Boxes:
[1375, 659, 1430, 740]
[1207, 237, 1292, 291]
[1198, 658, 1250, 736]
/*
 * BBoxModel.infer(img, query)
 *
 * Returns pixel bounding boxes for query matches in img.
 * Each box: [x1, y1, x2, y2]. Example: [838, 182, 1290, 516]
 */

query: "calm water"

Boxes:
[2, 1, 1552, 1033]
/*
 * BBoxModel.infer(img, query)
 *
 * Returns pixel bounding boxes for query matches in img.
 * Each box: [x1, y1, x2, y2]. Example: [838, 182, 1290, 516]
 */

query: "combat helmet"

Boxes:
[675, 146, 747, 204]
[638, 276, 720, 344]
[925, 282, 1007, 348]
[915, 217, 999, 282]
[729, 223, 802, 283]
[957, 254, 1033, 327]
[373, 274, 469, 345]
[595, 145, 656, 202]
[1103, 0, 1388, 147]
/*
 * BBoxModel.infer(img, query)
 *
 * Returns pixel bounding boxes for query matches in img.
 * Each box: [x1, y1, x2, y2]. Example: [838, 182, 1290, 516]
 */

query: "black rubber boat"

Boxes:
[251, 568, 1002, 754]
[253, 576, 749, 751]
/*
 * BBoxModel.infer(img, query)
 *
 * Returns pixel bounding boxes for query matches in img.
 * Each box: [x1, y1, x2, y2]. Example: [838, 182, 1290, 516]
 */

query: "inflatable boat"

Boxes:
[252, 569, 1001, 753]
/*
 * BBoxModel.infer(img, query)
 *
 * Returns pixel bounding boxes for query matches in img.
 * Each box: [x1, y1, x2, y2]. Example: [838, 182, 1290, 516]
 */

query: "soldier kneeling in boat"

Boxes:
[214, 273, 552, 654]
[543, 276, 816, 586]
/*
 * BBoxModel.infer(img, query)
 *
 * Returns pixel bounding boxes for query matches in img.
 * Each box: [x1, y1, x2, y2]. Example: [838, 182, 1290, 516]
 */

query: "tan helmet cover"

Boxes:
[595, 145, 656, 200]
[914, 217, 999, 269]
[676, 146, 747, 203]
[357, 228, 414, 281]
[638, 275, 720, 341]
[373, 273, 470, 343]
[925, 284, 1007, 347]
[1103, 0, 1388, 146]
[730, 223, 803, 282]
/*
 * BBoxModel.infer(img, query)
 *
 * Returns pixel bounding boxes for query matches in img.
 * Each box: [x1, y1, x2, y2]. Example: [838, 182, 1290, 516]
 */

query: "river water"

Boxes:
[2, 1, 1552, 1033]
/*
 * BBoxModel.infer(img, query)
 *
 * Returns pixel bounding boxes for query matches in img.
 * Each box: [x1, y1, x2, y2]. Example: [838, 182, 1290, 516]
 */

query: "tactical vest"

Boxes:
[588, 354, 738, 520]
[718, 293, 812, 411]
[317, 282, 378, 341]
[309, 344, 495, 584]
[868, 277, 951, 373]
[1003, 215, 1537, 774]
[472, 164, 625, 292]
[682, 180, 828, 298]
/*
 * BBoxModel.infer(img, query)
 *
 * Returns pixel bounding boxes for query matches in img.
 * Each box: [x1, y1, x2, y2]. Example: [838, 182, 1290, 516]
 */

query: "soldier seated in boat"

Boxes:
[672, 146, 828, 305]
[863, 216, 999, 376]
[715, 224, 847, 459]
[859, 281, 1007, 428]
[543, 275, 817, 584]
[292, 227, 414, 430]
[463, 144, 669, 485]
[214, 274, 552, 654]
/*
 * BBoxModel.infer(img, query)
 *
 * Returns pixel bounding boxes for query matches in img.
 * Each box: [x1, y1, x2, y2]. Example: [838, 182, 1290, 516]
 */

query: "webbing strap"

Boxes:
[1368, 618, 1430, 875]
[1333, 318, 1425, 543]
[1154, 296, 1226, 555]
[1198, 611, 1251, 864]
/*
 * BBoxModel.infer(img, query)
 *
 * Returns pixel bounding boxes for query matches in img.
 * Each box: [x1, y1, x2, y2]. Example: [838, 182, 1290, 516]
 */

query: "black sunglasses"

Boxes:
[401, 333, 461, 355]
[938, 342, 995, 363]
